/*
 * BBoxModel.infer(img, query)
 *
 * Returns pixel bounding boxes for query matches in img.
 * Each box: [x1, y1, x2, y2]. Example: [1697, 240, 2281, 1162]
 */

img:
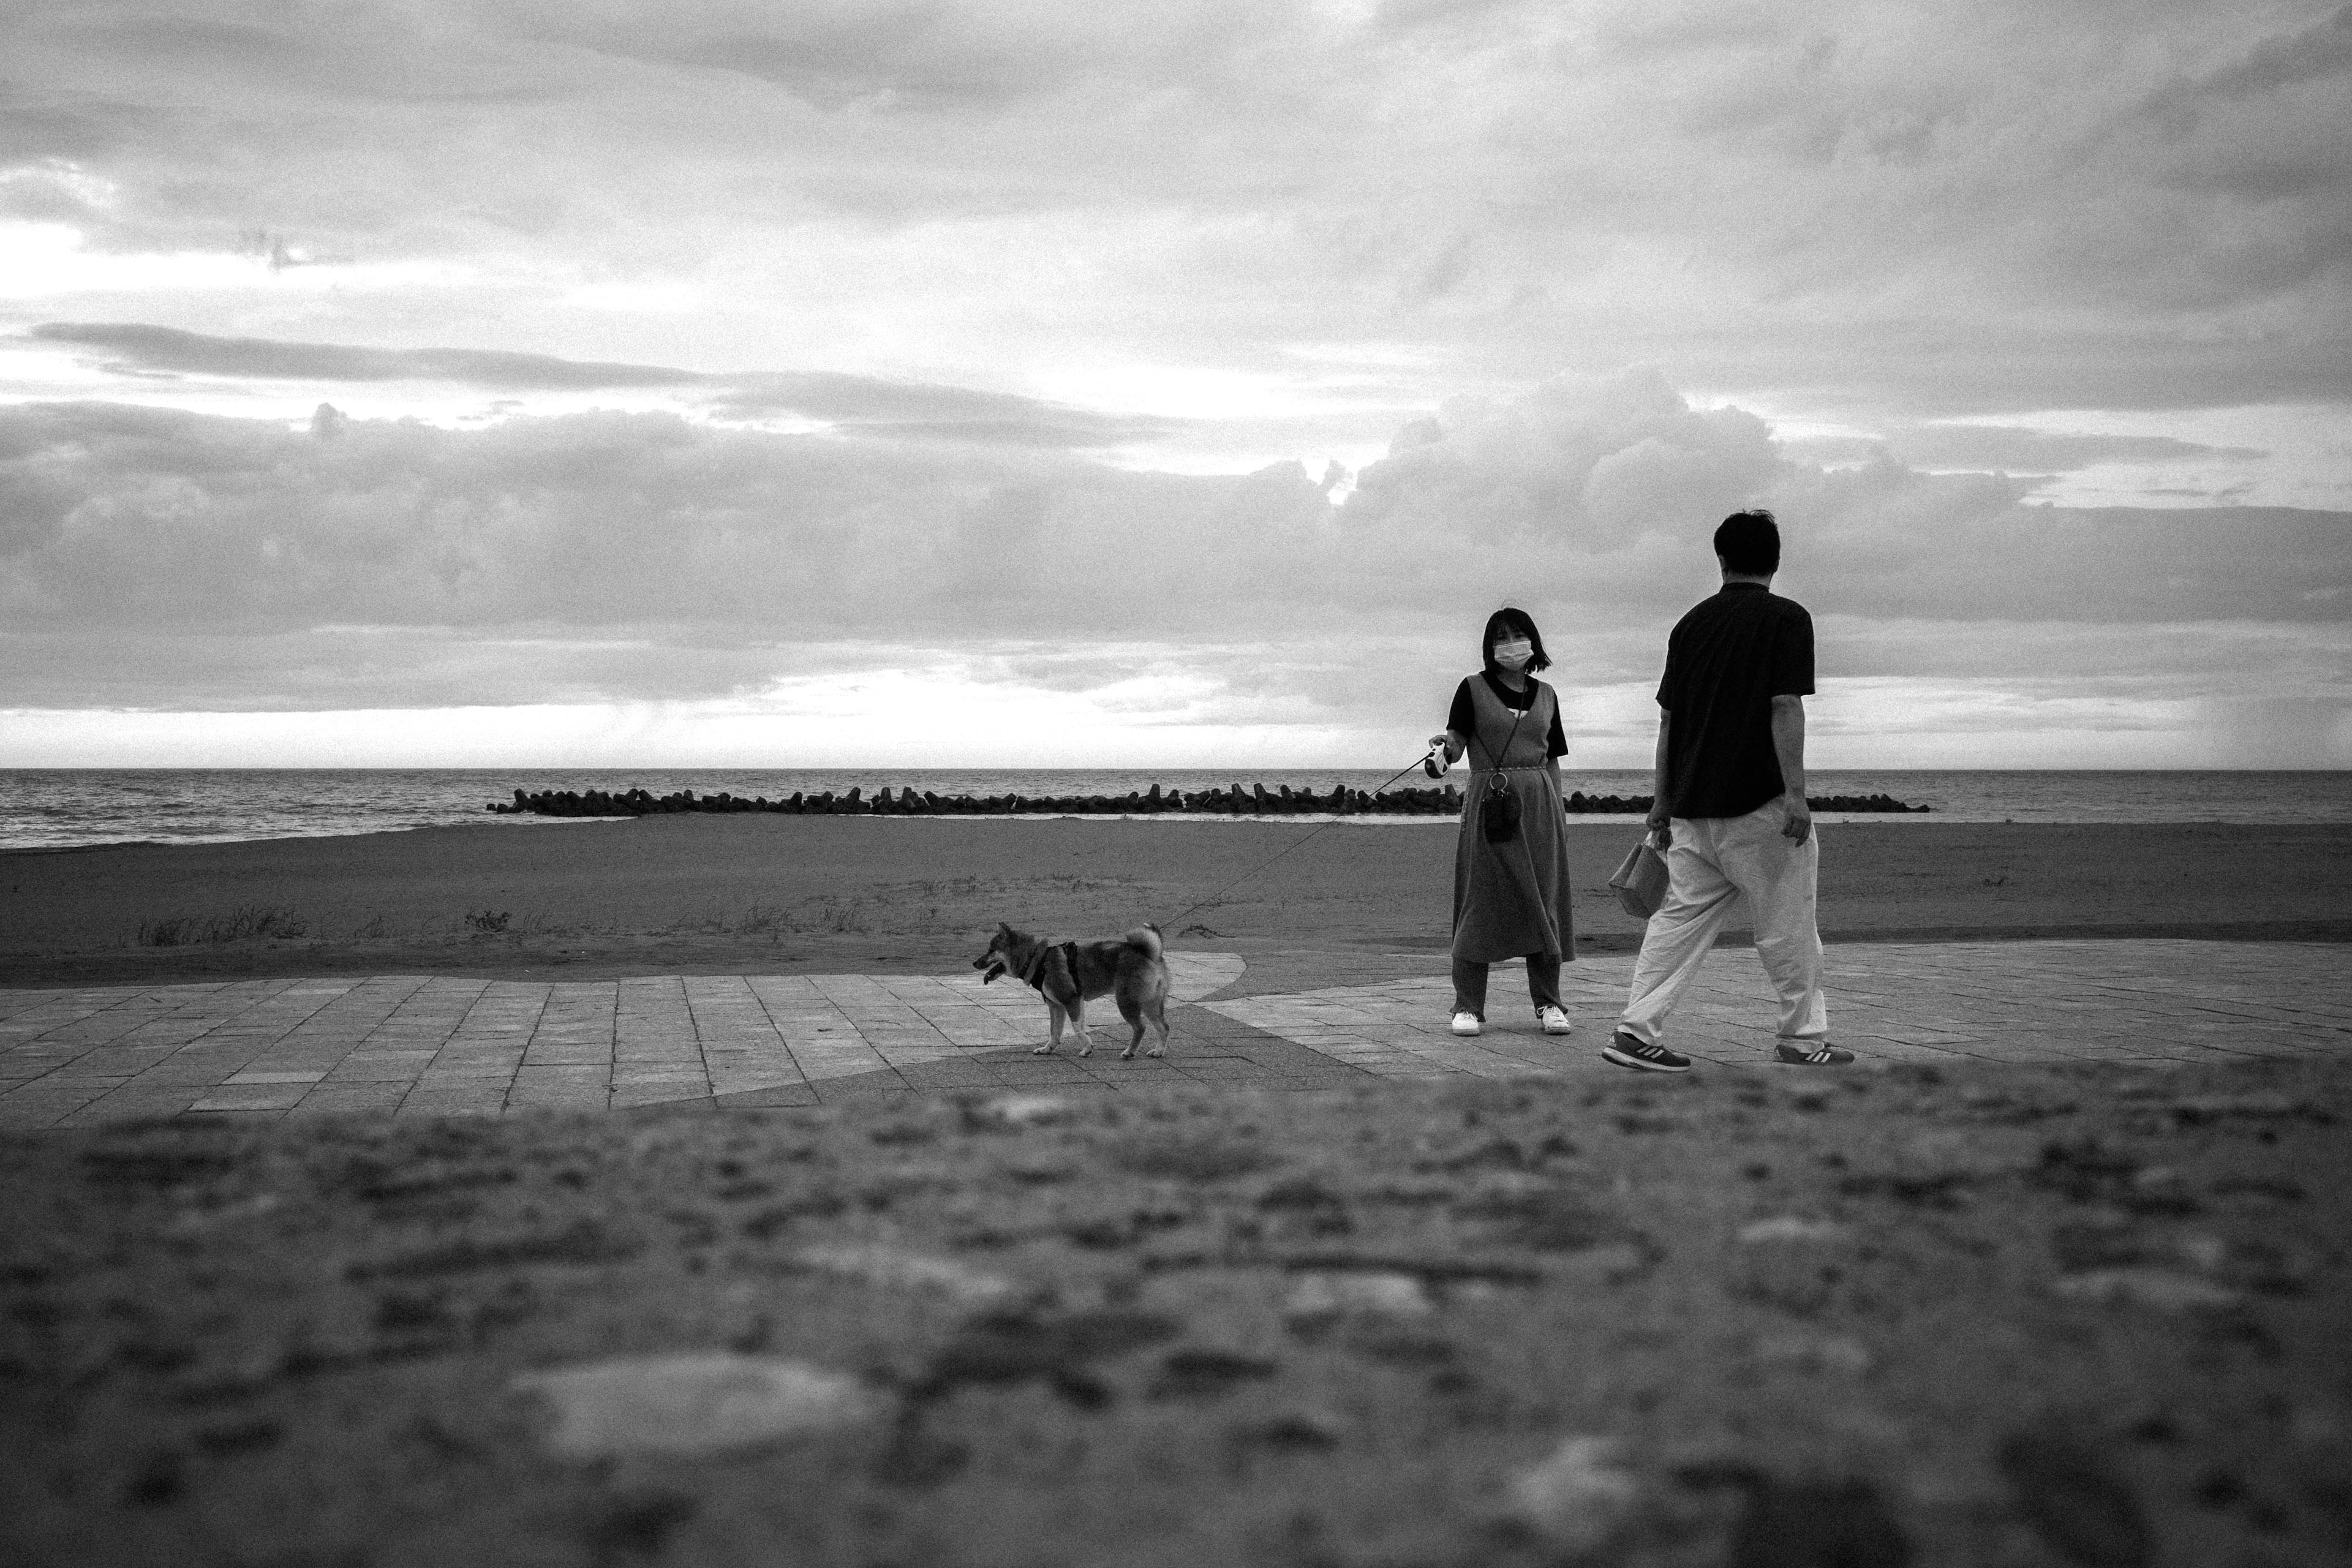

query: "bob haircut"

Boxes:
[1713, 509, 1781, 575]
[1480, 607, 1553, 676]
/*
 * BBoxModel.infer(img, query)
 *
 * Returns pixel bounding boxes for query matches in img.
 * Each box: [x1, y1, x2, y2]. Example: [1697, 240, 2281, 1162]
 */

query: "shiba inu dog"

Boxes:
[973, 922, 1171, 1059]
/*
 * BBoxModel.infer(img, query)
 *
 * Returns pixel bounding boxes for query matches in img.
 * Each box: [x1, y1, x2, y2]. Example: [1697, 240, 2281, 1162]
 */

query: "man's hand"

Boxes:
[1426, 732, 1450, 752]
[1644, 799, 1673, 849]
[1779, 791, 1812, 845]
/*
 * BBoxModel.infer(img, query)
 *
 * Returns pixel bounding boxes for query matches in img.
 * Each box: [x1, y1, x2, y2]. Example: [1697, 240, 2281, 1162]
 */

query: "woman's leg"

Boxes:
[1451, 956, 1490, 1019]
[1525, 951, 1562, 1012]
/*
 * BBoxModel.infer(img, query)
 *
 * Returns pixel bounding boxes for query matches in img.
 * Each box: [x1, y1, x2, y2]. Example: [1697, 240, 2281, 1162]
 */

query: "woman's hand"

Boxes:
[1426, 732, 1450, 752]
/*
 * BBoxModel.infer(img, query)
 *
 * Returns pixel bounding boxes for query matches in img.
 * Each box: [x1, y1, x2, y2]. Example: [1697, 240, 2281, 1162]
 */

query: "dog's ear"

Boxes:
[998, 921, 1014, 937]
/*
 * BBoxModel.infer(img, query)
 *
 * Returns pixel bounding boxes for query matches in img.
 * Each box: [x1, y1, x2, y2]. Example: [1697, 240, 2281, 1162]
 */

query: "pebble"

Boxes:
[793, 1243, 1019, 1305]
[1283, 1271, 1435, 1319]
[2050, 1268, 2244, 1311]
[512, 1354, 876, 1458]
[982, 1094, 1075, 1126]
[1508, 1435, 1639, 1555]
[1736, 1215, 1844, 1245]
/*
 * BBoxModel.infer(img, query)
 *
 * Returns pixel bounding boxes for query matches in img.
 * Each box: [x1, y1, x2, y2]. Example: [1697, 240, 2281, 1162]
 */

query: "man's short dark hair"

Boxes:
[1481, 606, 1552, 675]
[1714, 510, 1781, 575]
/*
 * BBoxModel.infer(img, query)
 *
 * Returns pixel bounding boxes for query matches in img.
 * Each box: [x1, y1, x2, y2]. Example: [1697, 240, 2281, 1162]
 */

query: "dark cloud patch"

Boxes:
[28, 323, 703, 390]
[2195, 4, 2352, 99]
[0, 83, 162, 164]
[545, 2, 1266, 113]
[51, 15, 301, 67]
[24, 325, 1175, 447]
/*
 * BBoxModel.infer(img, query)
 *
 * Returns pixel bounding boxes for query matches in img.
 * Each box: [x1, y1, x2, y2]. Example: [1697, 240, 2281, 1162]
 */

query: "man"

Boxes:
[1603, 510, 1853, 1073]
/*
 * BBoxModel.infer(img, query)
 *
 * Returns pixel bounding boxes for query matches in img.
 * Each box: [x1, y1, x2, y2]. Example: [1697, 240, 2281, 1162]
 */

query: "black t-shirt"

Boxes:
[1655, 584, 1815, 818]
[1447, 673, 1568, 760]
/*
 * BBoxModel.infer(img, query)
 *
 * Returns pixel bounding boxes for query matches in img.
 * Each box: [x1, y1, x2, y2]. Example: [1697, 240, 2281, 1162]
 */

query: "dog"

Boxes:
[973, 922, 1171, 1059]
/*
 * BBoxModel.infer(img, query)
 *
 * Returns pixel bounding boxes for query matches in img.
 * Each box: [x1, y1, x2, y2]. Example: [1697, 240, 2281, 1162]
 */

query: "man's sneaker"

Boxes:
[1450, 1012, 1482, 1036]
[1537, 1006, 1573, 1036]
[1602, 1032, 1690, 1073]
[1775, 1040, 1855, 1066]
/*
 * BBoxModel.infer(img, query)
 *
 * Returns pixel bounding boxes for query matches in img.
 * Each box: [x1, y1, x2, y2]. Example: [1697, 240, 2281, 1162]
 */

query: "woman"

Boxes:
[1427, 608, 1576, 1037]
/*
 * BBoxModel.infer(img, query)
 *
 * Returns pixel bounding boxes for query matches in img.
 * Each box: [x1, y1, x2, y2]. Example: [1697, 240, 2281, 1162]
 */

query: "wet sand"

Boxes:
[4, 818, 2349, 987]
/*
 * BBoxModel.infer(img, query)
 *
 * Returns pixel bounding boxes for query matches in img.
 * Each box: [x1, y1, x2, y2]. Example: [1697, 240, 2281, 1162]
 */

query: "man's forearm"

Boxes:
[1770, 698, 1806, 800]
[1651, 712, 1672, 813]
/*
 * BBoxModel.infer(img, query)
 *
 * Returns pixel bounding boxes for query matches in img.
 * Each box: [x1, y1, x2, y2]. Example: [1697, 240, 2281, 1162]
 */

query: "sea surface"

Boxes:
[2, 769, 2348, 851]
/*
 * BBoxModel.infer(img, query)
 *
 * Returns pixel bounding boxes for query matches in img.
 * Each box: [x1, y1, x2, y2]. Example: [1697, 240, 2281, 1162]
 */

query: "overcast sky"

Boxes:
[3, 0, 2346, 769]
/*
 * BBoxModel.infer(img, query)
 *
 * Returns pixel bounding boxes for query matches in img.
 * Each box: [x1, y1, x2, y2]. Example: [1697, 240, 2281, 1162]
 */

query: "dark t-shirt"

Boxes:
[1656, 584, 1815, 818]
[1447, 673, 1568, 760]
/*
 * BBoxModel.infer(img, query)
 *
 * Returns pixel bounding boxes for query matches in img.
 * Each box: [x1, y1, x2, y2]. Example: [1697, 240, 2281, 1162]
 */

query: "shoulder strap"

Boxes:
[1474, 675, 1527, 772]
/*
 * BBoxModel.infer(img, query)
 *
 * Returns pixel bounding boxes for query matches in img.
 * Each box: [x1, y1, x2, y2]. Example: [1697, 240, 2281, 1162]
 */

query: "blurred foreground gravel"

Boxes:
[3, 1059, 2347, 1567]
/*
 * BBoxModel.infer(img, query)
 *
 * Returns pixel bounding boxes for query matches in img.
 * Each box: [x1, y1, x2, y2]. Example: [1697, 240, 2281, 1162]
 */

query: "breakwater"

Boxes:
[488, 784, 1929, 818]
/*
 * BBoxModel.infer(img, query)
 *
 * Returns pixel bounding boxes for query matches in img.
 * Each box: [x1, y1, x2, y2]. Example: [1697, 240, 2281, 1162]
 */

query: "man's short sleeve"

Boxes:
[1445, 678, 1476, 737]
[1654, 641, 1679, 710]
[1771, 608, 1815, 698]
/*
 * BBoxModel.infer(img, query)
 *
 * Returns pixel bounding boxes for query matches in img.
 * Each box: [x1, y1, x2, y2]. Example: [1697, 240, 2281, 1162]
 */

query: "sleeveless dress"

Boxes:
[1450, 675, 1576, 965]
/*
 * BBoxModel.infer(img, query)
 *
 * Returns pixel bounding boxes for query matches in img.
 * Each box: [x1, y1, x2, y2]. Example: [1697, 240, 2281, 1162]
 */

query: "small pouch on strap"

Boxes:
[1477, 701, 1528, 844]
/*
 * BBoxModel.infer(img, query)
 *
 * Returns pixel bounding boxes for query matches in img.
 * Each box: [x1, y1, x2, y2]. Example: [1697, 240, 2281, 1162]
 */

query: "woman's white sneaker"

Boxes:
[1450, 1012, 1482, 1036]
[1538, 1006, 1573, 1035]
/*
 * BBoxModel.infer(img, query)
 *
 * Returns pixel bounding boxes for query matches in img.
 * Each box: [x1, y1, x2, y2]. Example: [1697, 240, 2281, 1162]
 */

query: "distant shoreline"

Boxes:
[4, 767, 2346, 853]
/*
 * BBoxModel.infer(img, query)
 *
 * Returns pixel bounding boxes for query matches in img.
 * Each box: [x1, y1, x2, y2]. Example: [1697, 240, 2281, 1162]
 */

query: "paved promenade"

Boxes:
[2, 939, 2347, 1131]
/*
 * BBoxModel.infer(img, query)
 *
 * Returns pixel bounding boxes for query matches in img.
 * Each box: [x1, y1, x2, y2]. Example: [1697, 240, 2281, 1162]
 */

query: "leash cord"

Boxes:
[1157, 749, 1448, 934]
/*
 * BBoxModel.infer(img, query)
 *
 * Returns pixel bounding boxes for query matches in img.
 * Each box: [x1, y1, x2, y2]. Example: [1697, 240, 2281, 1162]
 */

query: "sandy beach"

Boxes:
[4, 817, 2349, 988]
[7, 817, 2350, 1566]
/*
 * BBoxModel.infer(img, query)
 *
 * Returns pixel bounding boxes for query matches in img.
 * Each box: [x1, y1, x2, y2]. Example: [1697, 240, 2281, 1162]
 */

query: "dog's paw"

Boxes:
[1031, 1043, 1055, 1055]
[1120, 1047, 1136, 1060]
[1146, 1047, 1166, 1058]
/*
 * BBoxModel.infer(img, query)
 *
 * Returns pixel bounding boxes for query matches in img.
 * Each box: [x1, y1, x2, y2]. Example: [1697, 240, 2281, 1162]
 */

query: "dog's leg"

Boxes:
[1146, 992, 1170, 1058]
[1117, 993, 1147, 1060]
[1034, 1000, 1064, 1056]
[1068, 997, 1092, 1058]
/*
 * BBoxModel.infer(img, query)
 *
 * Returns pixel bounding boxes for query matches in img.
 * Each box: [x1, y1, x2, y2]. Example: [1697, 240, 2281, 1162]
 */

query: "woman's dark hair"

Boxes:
[1713, 509, 1781, 575]
[1481, 607, 1551, 676]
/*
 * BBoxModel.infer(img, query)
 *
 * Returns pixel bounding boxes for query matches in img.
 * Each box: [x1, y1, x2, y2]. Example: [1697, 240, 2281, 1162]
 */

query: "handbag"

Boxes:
[1608, 837, 1670, 919]
[1477, 700, 1528, 844]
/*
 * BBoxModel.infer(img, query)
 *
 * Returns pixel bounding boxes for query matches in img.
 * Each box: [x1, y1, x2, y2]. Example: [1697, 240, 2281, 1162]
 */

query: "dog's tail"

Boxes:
[1123, 924, 1164, 961]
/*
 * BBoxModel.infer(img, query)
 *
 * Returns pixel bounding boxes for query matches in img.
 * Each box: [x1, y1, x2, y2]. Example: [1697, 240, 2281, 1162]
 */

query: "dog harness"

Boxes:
[1019, 941, 1084, 993]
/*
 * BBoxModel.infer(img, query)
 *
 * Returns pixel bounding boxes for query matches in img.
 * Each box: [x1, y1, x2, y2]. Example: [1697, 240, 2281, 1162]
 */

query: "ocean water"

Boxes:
[2, 769, 2348, 851]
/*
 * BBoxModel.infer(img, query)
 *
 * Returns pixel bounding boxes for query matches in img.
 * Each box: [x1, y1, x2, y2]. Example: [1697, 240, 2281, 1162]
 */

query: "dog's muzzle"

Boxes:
[975, 957, 1007, 984]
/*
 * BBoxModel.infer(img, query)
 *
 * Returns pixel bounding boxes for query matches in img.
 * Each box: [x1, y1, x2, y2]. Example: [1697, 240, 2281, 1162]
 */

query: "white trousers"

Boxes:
[1618, 799, 1828, 1046]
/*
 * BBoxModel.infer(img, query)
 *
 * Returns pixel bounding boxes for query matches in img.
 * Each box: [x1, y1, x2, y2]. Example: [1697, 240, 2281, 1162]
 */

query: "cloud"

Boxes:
[1785, 426, 2267, 473]
[21, 323, 1177, 446]
[0, 372, 2342, 740]
[3, 1, 2343, 429]
[28, 322, 701, 388]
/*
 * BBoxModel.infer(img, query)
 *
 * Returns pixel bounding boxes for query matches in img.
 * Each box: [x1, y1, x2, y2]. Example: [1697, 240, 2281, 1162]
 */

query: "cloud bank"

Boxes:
[3, 369, 2343, 762]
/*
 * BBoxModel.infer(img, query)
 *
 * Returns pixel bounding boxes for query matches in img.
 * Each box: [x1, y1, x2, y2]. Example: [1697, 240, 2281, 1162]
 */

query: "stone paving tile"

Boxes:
[1202, 940, 2352, 1076]
[0, 941, 2343, 1128]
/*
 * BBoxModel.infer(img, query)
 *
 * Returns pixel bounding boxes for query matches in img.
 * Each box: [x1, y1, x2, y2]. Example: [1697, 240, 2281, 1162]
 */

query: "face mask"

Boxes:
[1493, 639, 1534, 669]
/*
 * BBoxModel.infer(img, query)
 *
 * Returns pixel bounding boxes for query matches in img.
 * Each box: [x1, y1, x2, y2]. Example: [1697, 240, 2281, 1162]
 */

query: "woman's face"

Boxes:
[1490, 626, 1536, 670]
